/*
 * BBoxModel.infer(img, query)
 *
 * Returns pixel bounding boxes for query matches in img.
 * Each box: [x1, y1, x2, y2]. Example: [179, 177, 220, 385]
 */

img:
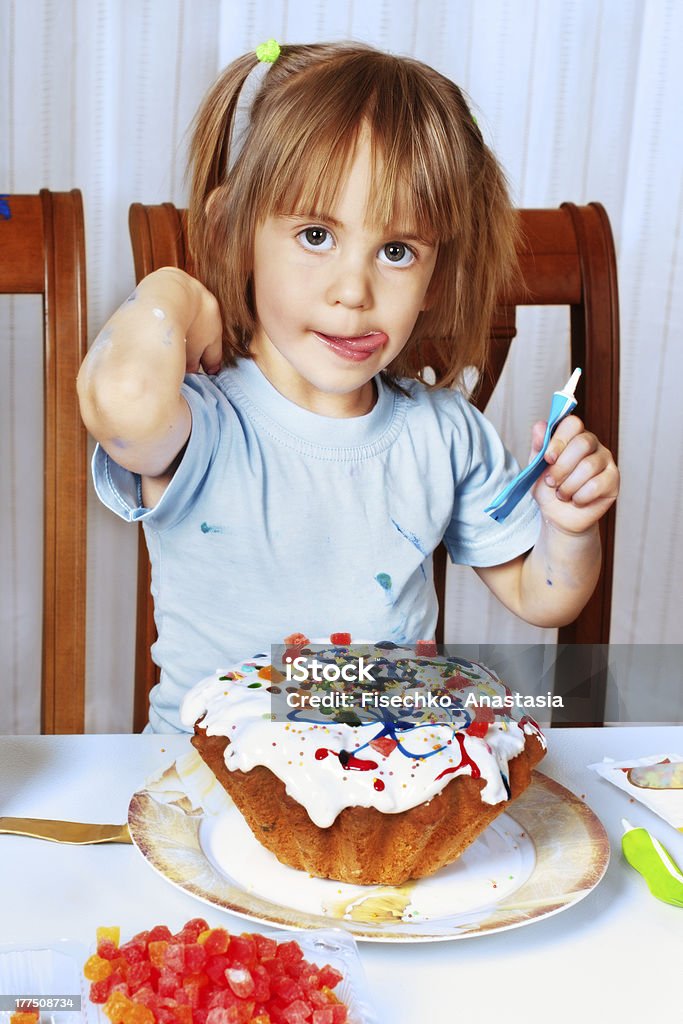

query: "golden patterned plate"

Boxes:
[128, 771, 610, 942]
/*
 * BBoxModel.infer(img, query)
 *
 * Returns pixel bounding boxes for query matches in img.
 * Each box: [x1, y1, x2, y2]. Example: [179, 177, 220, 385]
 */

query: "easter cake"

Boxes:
[180, 637, 546, 885]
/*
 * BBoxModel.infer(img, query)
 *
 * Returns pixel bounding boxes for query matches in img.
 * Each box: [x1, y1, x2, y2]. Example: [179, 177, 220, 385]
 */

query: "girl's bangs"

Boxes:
[258, 72, 463, 244]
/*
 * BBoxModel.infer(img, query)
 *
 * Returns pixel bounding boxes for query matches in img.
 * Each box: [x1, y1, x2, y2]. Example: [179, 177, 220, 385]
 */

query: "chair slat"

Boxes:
[0, 190, 88, 733]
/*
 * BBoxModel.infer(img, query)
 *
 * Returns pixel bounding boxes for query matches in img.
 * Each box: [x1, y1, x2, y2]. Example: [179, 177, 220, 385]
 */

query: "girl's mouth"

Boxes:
[313, 331, 388, 362]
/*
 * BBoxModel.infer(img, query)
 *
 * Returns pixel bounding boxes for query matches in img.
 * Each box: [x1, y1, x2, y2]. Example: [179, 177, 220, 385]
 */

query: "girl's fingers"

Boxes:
[543, 415, 587, 464]
[544, 430, 600, 486]
[564, 465, 620, 507]
[551, 452, 607, 501]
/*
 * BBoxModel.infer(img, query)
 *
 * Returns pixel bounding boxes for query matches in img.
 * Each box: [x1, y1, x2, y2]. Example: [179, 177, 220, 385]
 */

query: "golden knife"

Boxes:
[0, 816, 132, 844]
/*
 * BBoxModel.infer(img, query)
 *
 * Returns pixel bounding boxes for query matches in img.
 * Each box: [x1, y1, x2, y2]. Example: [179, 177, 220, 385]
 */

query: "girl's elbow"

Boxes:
[77, 366, 174, 449]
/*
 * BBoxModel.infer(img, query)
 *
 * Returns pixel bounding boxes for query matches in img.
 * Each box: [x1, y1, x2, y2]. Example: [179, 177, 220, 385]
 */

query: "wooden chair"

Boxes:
[129, 202, 619, 729]
[0, 190, 88, 732]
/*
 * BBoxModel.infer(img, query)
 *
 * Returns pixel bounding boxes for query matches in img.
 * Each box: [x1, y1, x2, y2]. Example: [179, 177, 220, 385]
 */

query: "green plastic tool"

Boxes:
[621, 819, 683, 907]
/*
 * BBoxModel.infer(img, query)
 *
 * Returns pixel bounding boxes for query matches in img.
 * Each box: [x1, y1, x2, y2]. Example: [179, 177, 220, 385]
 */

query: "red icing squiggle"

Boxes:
[434, 732, 481, 782]
[315, 747, 378, 772]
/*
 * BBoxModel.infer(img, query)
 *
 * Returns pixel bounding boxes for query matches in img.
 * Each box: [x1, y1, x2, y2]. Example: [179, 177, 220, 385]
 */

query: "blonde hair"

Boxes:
[188, 42, 519, 390]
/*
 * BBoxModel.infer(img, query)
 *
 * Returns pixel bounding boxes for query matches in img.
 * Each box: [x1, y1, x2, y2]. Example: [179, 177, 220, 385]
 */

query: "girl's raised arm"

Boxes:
[77, 268, 223, 479]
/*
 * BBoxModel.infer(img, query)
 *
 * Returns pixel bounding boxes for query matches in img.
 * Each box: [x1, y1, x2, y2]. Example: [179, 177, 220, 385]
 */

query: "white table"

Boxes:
[1, 729, 681, 1024]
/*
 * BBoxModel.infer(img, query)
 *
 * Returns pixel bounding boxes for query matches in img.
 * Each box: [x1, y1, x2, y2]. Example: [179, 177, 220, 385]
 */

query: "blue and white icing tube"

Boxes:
[485, 368, 582, 523]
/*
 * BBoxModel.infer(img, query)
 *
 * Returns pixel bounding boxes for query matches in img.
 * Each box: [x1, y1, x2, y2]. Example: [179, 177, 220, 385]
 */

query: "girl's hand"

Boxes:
[530, 415, 620, 534]
[148, 268, 223, 376]
[182, 276, 224, 376]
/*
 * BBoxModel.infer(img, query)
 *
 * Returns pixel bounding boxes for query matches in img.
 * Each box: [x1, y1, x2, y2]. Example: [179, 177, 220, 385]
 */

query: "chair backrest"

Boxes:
[0, 190, 88, 732]
[129, 202, 619, 730]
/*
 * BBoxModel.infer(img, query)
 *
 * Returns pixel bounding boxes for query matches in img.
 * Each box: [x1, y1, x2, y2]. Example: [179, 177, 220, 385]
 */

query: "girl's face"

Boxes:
[249, 130, 438, 416]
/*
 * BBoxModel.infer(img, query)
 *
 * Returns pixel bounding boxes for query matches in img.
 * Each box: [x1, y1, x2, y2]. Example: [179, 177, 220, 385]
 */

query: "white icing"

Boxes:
[180, 648, 546, 828]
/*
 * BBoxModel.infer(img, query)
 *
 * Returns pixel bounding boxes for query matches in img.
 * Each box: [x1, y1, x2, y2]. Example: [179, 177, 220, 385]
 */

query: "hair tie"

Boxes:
[227, 39, 281, 174]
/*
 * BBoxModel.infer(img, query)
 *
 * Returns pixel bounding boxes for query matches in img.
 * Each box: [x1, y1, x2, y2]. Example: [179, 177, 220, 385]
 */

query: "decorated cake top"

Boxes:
[180, 637, 546, 827]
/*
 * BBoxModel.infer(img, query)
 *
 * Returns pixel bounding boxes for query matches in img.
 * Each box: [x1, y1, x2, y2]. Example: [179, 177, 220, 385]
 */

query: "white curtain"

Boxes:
[1, 0, 681, 733]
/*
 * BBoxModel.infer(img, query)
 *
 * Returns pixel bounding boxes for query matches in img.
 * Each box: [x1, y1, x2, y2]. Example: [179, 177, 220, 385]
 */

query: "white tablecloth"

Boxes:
[1, 728, 681, 1024]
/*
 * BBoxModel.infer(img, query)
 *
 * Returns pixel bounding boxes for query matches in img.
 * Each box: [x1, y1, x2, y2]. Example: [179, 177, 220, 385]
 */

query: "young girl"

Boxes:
[78, 41, 619, 733]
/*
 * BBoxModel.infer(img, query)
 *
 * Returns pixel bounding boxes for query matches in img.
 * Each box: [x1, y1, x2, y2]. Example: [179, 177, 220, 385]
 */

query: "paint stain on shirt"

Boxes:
[200, 522, 224, 534]
[390, 519, 427, 556]
[375, 572, 392, 590]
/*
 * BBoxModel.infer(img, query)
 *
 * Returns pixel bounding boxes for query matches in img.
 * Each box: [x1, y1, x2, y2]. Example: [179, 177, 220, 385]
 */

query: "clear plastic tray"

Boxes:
[0, 929, 379, 1024]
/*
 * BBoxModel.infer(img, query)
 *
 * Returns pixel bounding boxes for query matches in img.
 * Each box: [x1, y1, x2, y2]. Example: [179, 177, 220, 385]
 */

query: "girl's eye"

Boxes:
[297, 227, 334, 251]
[378, 242, 415, 267]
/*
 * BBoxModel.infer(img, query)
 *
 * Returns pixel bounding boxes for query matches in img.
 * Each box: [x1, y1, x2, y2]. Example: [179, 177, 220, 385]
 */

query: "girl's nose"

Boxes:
[325, 257, 373, 309]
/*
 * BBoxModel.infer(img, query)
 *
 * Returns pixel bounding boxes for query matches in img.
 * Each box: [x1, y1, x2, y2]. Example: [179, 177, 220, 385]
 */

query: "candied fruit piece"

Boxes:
[120, 937, 147, 964]
[203, 929, 230, 956]
[84, 953, 114, 981]
[108, 956, 129, 977]
[465, 720, 489, 738]
[253, 934, 277, 961]
[156, 1009, 178, 1024]
[317, 966, 342, 990]
[158, 970, 182, 998]
[99, 939, 122, 961]
[127, 961, 152, 992]
[330, 1006, 347, 1024]
[369, 736, 397, 757]
[164, 943, 186, 972]
[225, 967, 255, 1000]
[415, 640, 437, 656]
[173, 1005, 193, 1024]
[312, 1011, 335, 1024]
[184, 943, 208, 972]
[147, 924, 173, 944]
[131, 985, 156, 1009]
[206, 954, 230, 985]
[178, 918, 210, 943]
[90, 975, 117, 1003]
[103, 990, 134, 1022]
[251, 964, 271, 1002]
[97, 926, 121, 948]
[182, 972, 209, 1008]
[148, 940, 169, 969]
[228, 935, 256, 966]
[130, 1005, 155, 1024]
[275, 942, 303, 967]
[281, 1000, 312, 1024]
[273, 977, 301, 1003]
[10, 1013, 39, 1024]
[329, 633, 351, 645]
[283, 633, 310, 646]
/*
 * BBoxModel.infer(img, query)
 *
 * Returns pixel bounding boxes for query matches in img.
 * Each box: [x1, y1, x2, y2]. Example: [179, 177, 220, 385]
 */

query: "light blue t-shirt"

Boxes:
[93, 358, 540, 732]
